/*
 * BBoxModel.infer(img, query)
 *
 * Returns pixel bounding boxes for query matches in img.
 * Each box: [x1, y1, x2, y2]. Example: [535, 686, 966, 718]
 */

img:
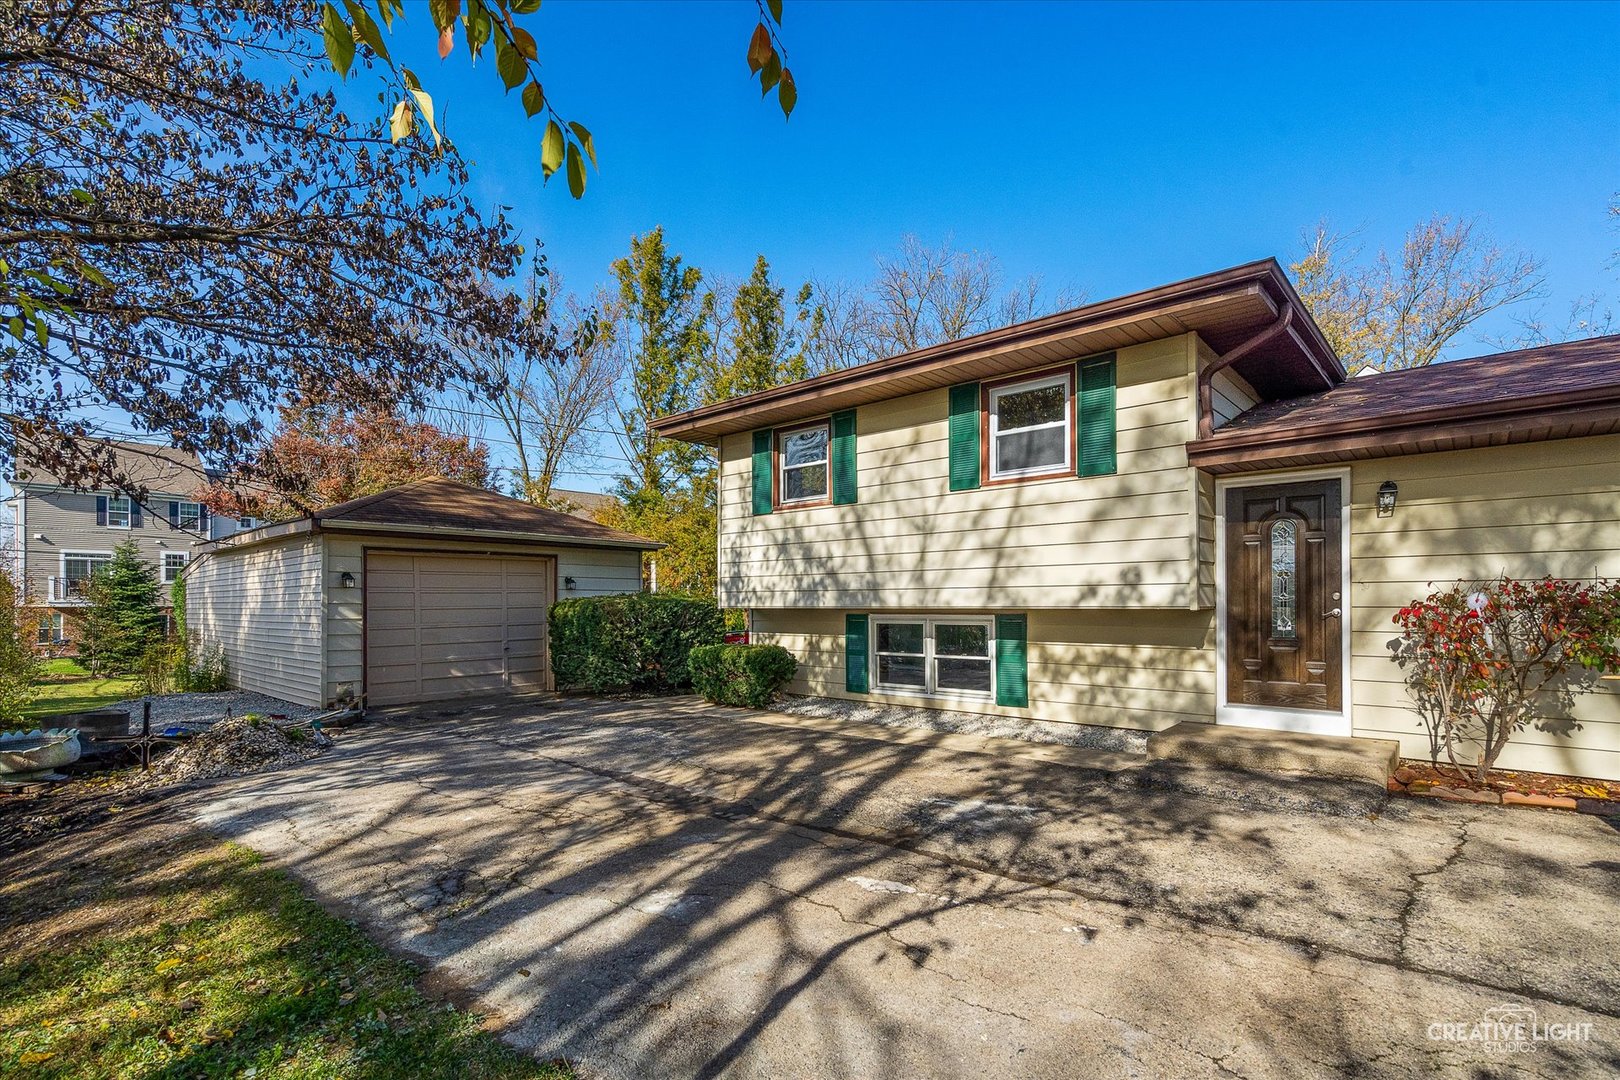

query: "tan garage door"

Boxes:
[364, 553, 555, 706]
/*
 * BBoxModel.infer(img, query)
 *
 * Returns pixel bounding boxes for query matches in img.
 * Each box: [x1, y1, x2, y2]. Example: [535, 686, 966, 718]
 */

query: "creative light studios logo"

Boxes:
[1428, 1004, 1596, 1054]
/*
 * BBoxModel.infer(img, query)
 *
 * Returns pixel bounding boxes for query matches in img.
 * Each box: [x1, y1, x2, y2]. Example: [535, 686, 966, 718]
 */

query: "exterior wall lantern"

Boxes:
[339, 570, 356, 589]
[564, 576, 577, 591]
[1376, 481, 1398, 518]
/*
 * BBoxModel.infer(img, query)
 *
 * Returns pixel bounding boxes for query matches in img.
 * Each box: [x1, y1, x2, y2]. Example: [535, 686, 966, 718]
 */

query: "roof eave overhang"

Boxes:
[313, 518, 665, 551]
[1187, 388, 1620, 474]
[653, 259, 1344, 444]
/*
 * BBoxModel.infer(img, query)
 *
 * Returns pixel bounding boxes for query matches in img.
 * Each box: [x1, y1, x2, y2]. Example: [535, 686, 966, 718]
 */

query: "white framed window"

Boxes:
[238, 516, 258, 529]
[162, 551, 189, 583]
[174, 501, 203, 531]
[777, 421, 830, 506]
[37, 613, 64, 645]
[60, 551, 113, 600]
[106, 495, 132, 528]
[988, 370, 1071, 480]
[871, 617, 995, 698]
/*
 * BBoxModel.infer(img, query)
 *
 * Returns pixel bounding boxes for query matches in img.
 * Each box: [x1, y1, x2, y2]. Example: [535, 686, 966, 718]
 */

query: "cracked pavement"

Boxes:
[177, 696, 1620, 1078]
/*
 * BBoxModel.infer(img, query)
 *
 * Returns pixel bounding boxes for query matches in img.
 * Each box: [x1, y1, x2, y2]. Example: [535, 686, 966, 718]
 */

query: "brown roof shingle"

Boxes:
[1189, 334, 1620, 472]
[313, 478, 660, 549]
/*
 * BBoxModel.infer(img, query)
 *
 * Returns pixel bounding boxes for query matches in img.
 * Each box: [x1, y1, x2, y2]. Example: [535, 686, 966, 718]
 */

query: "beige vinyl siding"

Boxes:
[322, 533, 642, 706]
[1190, 339, 1262, 611]
[718, 335, 1205, 611]
[754, 607, 1216, 732]
[19, 487, 210, 605]
[1347, 434, 1620, 780]
[184, 535, 325, 707]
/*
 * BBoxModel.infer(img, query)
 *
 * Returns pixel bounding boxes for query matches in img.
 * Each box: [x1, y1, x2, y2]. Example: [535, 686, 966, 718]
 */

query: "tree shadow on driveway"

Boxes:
[178, 696, 1620, 1079]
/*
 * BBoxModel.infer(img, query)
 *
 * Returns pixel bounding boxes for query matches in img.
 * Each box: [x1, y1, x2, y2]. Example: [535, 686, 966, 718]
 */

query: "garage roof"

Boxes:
[199, 478, 662, 552]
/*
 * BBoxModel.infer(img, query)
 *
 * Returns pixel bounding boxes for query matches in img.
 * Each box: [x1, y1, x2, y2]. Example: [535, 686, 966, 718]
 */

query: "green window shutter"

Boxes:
[1077, 354, 1117, 477]
[994, 614, 1029, 708]
[751, 429, 773, 515]
[948, 383, 982, 491]
[845, 614, 869, 694]
[831, 409, 858, 505]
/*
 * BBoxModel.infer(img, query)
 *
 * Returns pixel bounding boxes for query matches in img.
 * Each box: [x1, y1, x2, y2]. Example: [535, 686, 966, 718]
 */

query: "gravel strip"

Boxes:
[110, 691, 325, 734]
[774, 694, 1150, 754]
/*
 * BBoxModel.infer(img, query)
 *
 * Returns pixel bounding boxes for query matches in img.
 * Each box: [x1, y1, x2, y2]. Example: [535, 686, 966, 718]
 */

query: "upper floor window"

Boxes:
[238, 516, 258, 529]
[777, 421, 830, 507]
[987, 370, 1072, 481]
[106, 495, 132, 528]
[174, 501, 203, 531]
[162, 551, 189, 583]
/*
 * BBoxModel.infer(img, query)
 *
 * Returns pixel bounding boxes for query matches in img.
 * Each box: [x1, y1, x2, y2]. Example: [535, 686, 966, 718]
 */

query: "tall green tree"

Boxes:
[608, 228, 711, 499]
[599, 229, 719, 596]
[709, 255, 812, 402]
[80, 540, 164, 675]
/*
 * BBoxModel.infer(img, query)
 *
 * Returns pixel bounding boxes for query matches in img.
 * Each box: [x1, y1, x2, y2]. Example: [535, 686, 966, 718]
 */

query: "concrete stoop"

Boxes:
[1146, 721, 1401, 789]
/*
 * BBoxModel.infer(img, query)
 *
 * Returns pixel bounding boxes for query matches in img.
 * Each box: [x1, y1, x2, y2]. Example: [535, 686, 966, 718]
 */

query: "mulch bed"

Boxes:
[1387, 758, 1620, 814]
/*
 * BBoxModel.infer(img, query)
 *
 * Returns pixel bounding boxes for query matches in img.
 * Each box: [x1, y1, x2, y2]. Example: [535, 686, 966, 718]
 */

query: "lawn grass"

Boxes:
[0, 806, 571, 1080]
[19, 658, 141, 720]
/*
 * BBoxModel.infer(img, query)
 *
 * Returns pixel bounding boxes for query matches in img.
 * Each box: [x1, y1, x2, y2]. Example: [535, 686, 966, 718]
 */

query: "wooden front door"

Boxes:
[1224, 480, 1342, 712]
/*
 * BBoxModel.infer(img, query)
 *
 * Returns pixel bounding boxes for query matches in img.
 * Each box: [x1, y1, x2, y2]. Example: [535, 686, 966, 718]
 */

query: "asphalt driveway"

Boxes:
[177, 696, 1620, 1079]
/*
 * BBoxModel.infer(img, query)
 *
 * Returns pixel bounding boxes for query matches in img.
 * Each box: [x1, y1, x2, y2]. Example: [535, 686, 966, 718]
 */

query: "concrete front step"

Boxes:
[1146, 721, 1400, 788]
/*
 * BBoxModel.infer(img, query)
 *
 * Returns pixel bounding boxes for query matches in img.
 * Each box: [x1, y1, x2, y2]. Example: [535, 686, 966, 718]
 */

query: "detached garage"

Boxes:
[182, 478, 661, 708]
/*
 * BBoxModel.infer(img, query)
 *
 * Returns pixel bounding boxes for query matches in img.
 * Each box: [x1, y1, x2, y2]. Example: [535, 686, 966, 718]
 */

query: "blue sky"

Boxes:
[354, 0, 1617, 341]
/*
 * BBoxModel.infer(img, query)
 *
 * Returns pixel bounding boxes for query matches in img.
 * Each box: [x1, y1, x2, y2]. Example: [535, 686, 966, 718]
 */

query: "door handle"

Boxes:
[1323, 608, 1342, 618]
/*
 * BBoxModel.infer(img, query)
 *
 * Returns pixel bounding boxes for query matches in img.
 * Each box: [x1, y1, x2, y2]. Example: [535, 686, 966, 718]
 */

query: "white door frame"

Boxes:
[1214, 466, 1353, 737]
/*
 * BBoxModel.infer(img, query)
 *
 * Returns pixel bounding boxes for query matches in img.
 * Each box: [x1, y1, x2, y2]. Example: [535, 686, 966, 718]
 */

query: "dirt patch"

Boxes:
[131, 715, 331, 788]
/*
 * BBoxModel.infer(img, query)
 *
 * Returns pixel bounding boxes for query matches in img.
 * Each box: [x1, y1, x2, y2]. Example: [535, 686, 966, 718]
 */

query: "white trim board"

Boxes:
[1213, 466, 1353, 738]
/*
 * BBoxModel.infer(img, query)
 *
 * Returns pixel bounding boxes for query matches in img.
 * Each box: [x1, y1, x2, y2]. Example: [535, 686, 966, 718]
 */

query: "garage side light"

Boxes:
[339, 571, 356, 588]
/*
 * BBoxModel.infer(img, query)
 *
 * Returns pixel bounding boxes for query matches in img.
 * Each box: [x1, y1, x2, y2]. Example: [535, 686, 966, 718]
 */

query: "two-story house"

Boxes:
[652, 259, 1620, 782]
[6, 437, 256, 647]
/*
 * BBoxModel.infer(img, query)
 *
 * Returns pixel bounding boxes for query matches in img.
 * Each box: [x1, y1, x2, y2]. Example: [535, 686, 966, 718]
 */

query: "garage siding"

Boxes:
[322, 534, 644, 706]
[183, 535, 325, 707]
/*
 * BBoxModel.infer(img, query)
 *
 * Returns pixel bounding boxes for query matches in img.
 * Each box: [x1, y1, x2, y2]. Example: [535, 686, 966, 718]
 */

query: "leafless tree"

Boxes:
[801, 236, 1086, 373]
[1291, 215, 1547, 373]
[448, 270, 620, 505]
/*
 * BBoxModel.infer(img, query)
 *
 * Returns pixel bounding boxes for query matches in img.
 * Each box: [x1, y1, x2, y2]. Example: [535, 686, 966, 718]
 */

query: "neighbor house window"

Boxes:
[238, 516, 258, 529]
[37, 613, 63, 645]
[163, 551, 188, 583]
[106, 495, 131, 528]
[872, 617, 995, 698]
[777, 421, 830, 506]
[987, 369, 1072, 481]
[174, 501, 203, 531]
[60, 551, 112, 600]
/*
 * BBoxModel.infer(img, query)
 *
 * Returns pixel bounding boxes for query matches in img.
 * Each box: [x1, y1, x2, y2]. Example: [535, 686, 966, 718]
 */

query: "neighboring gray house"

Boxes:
[183, 478, 660, 708]
[5, 436, 256, 647]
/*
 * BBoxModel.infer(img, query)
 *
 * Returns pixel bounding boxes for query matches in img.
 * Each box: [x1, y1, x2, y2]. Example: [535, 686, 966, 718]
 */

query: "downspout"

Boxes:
[1196, 304, 1294, 439]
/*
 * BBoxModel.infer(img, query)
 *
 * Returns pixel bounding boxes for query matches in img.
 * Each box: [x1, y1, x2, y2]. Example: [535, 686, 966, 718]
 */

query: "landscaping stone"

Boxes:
[1393, 766, 1419, 784]
[1498, 791, 1577, 810]
[1575, 798, 1620, 817]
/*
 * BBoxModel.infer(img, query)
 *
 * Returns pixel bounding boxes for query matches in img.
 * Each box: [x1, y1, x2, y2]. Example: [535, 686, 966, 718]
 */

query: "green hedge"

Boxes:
[689, 643, 798, 708]
[549, 593, 725, 694]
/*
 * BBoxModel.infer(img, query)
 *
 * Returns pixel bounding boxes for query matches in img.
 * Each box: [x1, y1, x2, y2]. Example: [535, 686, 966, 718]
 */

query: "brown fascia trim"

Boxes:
[194, 516, 663, 555]
[1186, 384, 1620, 469]
[652, 258, 1344, 441]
